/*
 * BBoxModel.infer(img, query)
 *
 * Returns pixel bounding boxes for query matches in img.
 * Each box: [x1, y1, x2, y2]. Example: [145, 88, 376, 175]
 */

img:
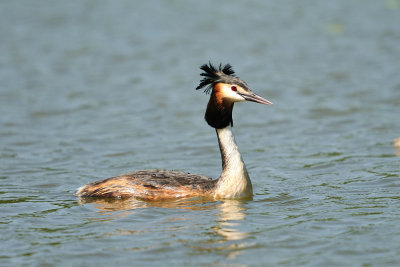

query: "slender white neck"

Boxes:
[214, 127, 253, 198]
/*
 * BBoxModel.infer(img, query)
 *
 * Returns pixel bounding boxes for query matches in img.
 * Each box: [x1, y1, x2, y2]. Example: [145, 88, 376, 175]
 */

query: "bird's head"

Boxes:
[196, 62, 273, 129]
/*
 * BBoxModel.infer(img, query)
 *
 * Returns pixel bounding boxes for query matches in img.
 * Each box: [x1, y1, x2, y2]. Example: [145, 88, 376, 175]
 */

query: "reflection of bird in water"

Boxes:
[75, 63, 273, 200]
[77, 197, 220, 212]
[213, 200, 248, 241]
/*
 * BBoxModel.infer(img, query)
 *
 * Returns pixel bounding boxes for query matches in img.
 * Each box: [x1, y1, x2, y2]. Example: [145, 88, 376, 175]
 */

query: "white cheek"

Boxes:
[221, 86, 246, 102]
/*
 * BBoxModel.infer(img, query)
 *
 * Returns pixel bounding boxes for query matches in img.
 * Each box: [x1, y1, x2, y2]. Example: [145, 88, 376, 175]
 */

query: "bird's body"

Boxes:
[75, 63, 273, 200]
[75, 169, 217, 200]
[395, 137, 400, 149]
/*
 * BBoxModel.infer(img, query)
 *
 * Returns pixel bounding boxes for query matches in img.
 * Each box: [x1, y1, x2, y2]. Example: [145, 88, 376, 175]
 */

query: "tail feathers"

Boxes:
[75, 177, 138, 198]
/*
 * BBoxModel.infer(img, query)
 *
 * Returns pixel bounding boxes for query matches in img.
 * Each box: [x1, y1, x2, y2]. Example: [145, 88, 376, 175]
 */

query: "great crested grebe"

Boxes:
[75, 63, 273, 200]
[395, 137, 400, 149]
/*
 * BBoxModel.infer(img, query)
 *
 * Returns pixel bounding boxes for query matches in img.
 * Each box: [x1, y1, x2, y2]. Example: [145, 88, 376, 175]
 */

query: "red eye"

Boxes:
[231, 86, 237, 91]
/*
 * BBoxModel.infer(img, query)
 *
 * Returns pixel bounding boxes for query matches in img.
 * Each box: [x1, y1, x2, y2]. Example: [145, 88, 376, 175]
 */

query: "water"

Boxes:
[1, 1, 400, 266]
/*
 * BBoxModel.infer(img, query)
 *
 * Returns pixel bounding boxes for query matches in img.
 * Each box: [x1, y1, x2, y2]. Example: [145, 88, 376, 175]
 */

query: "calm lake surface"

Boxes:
[1, 1, 400, 266]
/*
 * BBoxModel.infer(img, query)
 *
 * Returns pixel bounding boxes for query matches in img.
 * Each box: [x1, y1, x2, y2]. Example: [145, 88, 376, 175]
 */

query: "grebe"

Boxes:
[395, 137, 400, 149]
[75, 63, 273, 200]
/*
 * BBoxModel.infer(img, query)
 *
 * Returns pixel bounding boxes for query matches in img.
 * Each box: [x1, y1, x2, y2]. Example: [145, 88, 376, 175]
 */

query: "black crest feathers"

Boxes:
[196, 62, 237, 94]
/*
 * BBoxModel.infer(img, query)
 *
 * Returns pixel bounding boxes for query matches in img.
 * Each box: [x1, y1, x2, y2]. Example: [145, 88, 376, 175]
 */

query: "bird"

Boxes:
[395, 137, 400, 150]
[75, 63, 273, 200]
